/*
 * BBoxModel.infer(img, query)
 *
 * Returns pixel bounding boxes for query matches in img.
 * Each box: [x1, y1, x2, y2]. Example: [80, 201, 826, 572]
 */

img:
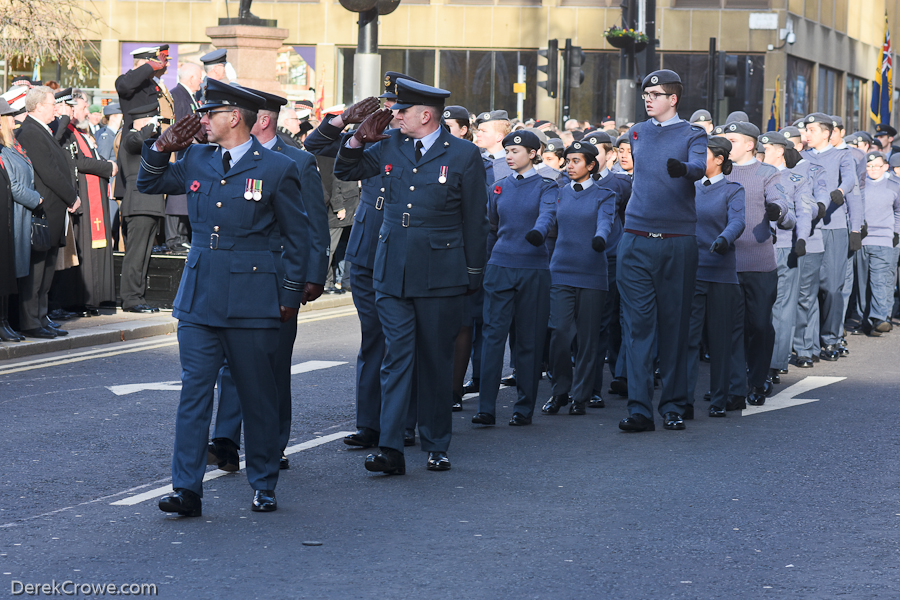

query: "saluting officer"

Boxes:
[138, 79, 312, 516]
[196, 49, 229, 105]
[334, 79, 488, 474]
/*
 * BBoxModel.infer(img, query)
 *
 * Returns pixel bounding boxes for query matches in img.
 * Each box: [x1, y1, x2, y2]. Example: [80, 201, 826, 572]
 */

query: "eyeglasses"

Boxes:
[641, 92, 673, 101]
[206, 110, 236, 117]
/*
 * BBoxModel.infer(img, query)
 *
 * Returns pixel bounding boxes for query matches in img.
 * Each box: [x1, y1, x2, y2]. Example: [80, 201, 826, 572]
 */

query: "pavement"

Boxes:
[0, 292, 355, 361]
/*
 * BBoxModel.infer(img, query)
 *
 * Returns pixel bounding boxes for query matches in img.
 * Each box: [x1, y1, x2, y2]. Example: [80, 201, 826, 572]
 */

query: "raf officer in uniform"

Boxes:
[335, 80, 488, 474]
[197, 49, 229, 106]
[138, 79, 311, 516]
[207, 87, 329, 472]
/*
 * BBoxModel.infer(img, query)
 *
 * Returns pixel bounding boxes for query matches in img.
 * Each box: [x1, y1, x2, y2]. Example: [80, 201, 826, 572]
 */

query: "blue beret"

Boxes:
[641, 69, 681, 90]
[502, 130, 541, 151]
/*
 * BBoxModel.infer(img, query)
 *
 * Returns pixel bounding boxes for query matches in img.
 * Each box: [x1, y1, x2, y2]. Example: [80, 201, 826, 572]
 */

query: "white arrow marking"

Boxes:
[106, 360, 348, 395]
[742, 375, 846, 416]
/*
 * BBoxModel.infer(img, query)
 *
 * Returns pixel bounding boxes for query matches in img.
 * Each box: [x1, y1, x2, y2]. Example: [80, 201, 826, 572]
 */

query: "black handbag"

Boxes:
[31, 210, 51, 252]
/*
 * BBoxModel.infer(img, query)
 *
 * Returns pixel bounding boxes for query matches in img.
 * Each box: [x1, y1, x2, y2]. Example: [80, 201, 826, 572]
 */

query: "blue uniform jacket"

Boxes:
[137, 137, 311, 328]
[334, 127, 489, 297]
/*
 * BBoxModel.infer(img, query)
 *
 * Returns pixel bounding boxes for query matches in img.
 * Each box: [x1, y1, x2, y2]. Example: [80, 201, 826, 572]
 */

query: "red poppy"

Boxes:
[190, 180, 200, 192]
[632, 131, 638, 140]
[494, 185, 502, 194]
[385, 164, 393, 173]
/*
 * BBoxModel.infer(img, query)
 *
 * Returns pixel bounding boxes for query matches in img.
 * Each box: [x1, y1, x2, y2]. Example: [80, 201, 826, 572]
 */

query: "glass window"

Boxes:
[844, 75, 862, 133]
[438, 50, 537, 119]
[817, 65, 839, 115]
[786, 56, 814, 123]
[338, 48, 436, 105]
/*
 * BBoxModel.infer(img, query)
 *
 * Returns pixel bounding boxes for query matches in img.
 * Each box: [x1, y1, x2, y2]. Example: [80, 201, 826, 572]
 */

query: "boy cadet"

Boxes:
[335, 80, 488, 474]
[722, 121, 793, 407]
[800, 113, 864, 361]
[689, 109, 714, 134]
[617, 69, 707, 433]
[476, 111, 514, 183]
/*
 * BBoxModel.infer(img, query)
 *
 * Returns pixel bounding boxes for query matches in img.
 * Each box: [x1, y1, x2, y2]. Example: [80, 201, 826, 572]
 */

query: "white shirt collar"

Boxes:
[413, 127, 443, 156]
[28, 114, 52, 135]
[221, 137, 254, 168]
[701, 173, 725, 185]
[736, 157, 758, 166]
[260, 135, 278, 150]
[650, 114, 682, 127]
[571, 178, 593, 190]
[813, 144, 834, 155]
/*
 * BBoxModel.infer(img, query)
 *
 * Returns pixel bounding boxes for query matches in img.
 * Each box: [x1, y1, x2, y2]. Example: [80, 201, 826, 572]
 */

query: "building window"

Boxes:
[438, 50, 537, 120]
[338, 48, 436, 106]
[817, 65, 839, 115]
[844, 75, 862, 133]
[786, 56, 813, 124]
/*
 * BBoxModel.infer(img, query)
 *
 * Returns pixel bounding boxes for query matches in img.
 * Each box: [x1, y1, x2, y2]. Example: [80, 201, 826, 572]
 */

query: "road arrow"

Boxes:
[741, 375, 846, 416]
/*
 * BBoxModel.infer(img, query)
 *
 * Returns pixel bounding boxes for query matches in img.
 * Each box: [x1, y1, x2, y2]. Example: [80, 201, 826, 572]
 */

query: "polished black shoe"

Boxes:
[452, 392, 463, 412]
[541, 394, 570, 414]
[0, 323, 23, 342]
[404, 429, 416, 446]
[762, 379, 775, 397]
[663, 412, 685, 430]
[819, 345, 840, 361]
[252, 489, 277, 512]
[279, 454, 290, 470]
[364, 447, 406, 475]
[87, 307, 101, 317]
[427, 451, 451, 471]
[609, 378, 628, 396]
[472, 412, 495, 425]
[703, 391, 711, 401]
[462, 377, 480, 394]
[838, 344, 850, 357]
[207, 438, 240, 472]
[47, 325, 68, 336]
[508, 412, 532, 426]
[343, 427, 379, 448]
[48, 308, 76, 321]
[588, 394, 605, 408]
[158, 488, 202, 517]
[747, 388, 766, 406]
[500, 371, 517, 387]
[700, 351, 711, 363]
[726, 395, 747, 411]
[708, 405, 727, 418]
[21, 327, 57, 339]
[125, 304, 158, 314]
[568, 401, 586, 415]
[618, 414, 655, 432]
[768, 369, 781, 385]
[792, 356, 814, 368]
[683, 404, 694, 420]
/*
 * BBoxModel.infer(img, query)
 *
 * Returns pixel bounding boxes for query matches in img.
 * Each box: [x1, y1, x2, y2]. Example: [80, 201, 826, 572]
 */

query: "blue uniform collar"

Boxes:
[412, 126, 443, 156]
[259, 135, 278, 150]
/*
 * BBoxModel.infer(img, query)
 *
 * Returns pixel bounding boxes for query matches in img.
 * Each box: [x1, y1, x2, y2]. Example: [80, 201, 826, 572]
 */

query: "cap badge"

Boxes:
[650, 75, 659, 84]
[513, 135, 522, 144]
[573, 142, 581, 150]
[808, 116, 815, 122]
[481, 112, 490, 120]
[729, 124, 736, 131]
[761, 136, 769, 143]
[384, 75, 391, 88]
[547, 144, 555, 151]
[443, 110, 450, 119]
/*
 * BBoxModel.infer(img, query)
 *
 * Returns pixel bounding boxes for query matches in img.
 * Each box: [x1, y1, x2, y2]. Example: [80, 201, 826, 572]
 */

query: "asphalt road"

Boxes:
[1, 306, 898, 599]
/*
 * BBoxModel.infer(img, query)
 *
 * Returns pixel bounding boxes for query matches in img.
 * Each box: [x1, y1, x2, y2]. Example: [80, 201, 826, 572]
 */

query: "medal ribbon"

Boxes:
[69, 124, 107, 249]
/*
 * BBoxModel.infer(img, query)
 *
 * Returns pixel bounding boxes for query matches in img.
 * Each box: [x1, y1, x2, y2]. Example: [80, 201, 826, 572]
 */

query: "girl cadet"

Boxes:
[531, 142, 616, 416]
[686, 136, 745, 418]
[472, 130, 557, 426]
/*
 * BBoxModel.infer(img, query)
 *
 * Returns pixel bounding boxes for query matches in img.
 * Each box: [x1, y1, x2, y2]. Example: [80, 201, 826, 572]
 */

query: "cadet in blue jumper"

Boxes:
[617, 70, 707, 432]
[471, 130, 557, 426]
[686, 136, 745, 417]
[532, 142, 616, 416]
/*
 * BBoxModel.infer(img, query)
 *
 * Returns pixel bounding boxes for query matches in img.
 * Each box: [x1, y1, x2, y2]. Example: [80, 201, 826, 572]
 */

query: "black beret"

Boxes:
[475, 110, 509, 125]
[584, 130, 612, 146]
[831, 115, 844, 129]
[707, 135, 732, 154]
[889, 153, 900, 167]
[442, 105, 470, 121]
[641, 69, 681, 90]
[614, 134, 630, 148]
[564, 141, 600, 159]
[502, 130, 541, 151]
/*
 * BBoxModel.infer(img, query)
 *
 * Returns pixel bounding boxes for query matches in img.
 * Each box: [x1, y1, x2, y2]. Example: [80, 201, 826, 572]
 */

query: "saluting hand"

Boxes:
[351, 109, 393, 147]
[340, 97, 380, 126]
[155, 114, 201, 153]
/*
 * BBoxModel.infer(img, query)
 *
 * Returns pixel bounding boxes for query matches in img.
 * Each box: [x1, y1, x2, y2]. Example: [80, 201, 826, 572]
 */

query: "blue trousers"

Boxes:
[376, 292, 463, 454]
[549, 285, 606, 404]
[617, 233, 698, 419]
[594, 253, 620, 394]
[862, 245, 898, 323]
[819, 228, 849, 346]
[478, 265, 551, 418]
[174, 322, 281, 496]
[793, 251, 824, 358]
[349, 263, 386, 432]
[687, 280, 741, 410]
[771, 248, 801, 371]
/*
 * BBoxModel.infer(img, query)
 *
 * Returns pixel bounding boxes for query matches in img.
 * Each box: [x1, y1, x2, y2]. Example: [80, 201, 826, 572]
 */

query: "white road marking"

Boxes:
[742, 376, 846, 416]
[0, 340, 178, 376]
[106, 360, 348, 396]
[110, 431, 352, 506]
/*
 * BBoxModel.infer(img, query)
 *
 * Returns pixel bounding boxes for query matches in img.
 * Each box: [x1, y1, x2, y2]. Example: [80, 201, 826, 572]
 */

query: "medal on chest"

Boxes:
[244, 179, 262, 201]
[439, 166, 448, 184]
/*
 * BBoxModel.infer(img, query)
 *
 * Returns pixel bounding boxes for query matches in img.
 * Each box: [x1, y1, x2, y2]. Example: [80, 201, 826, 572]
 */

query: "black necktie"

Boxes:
[516, 174, 524, 180]
[573, 183, 583, 192]
[415, 141, 423, 162]
[222, 151, 231, 174]
[703, 179, 711, 186]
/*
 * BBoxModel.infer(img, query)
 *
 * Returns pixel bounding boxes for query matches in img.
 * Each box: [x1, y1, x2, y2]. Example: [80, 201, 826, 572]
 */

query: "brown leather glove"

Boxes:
[155, 114, 201, 153]
[341, 97, 380, 125]
[352, 109, 393, 146]
[146, 59, 167, 72]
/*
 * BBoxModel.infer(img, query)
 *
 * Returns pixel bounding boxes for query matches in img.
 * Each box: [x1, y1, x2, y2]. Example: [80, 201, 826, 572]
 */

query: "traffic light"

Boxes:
[538, 39, 558, 98]
[567, 42, 585, 89]
[717, 52, 738, 98]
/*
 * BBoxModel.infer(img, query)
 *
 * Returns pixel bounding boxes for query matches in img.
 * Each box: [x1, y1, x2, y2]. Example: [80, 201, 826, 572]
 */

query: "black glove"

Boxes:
[849, 231, 862, 252]
[591, 236, 606, 252]
[861, 222, 868, 239]
[894, 233, 899, 248]
[524, 229, 544, 247]
[794, 238, 806, 257]
[816, 202, 826, 220]
[666, 158, 687, 178]
[709, 236, 729, 255]
[764, 203, 782, 221]
[829, 189, 844, 206]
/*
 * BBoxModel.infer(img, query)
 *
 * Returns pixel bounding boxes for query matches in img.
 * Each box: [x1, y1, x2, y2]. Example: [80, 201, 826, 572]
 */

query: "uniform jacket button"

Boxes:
[409, 186, 415, 191]
[381, 187, 385, 192]
[216, 202, 222, 208]
[213, 226, 219, 232]
[412, 168, 418, 173]
[221, 179, 226, 185]
[252, 266, 257, 271]
[407, 204, 412, 208]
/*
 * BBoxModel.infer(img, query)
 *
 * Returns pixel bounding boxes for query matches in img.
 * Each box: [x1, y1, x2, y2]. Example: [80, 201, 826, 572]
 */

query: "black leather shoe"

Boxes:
[663, 412, 685, 430]
[609, 378, 628, 396]
[500, 371, 517, 387]
[364, 447, 405, 475]
[343, 427, 379, 448]
[404, 430, 416, 447]
[708, 406, 727, 418]
[47, 325, 68, 336]
[0, 322, 23, 342]
[618, 414, 655, 432]
[769, 369, 781, 385]
[588, 394, 605, 408]
[747, 388, 766, 406]
[452, 392, 463, 412]
[700, 351, 711, 363]
[762, 380, 775, 397]
[541, 394, 570, 414]
[125, 304, 158, 314]
[683, 404, 694, 420]
[251, 489, 277, 512]
[508, 412, 532, 426]
[792, 356, 814, 368]
[48, 308, 76, 321]
[427, 451, 451, 471]
[462, 378, 480, 394]
[207, 438, 240, 472]
[158, 488, 202, 517]
[838, 344, 850, 357]
[472, 412, 495, 425]
[21, 327, 57, 339]
[279, 454, 290, 470]
[819, 345, 839, 361]
[568, 401, 586, 415]
[726, 395, 747, 411]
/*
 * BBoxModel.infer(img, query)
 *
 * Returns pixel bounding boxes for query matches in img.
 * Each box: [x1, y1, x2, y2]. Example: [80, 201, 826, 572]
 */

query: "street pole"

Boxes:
[516, 64, 525, 121]
[707, 37, 717, 123]
[562, 38, 572, 125]
[352, 7, 381, 103]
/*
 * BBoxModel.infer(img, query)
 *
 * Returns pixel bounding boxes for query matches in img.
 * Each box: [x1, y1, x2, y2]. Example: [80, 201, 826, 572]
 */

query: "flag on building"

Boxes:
[870, 13, 892, 126]
[767, 76, 780, 132]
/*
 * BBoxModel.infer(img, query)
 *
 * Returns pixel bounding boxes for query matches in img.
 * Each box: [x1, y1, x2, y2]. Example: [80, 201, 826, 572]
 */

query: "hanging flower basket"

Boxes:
[604, 27, 650, 51]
